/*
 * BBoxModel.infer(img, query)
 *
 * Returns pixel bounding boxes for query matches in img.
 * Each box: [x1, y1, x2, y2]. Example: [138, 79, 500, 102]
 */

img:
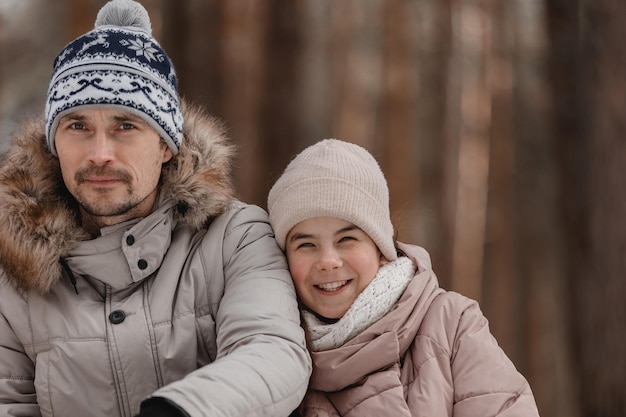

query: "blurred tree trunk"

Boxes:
[546, 2, 586, 415]
[445, 0, 492, 302]
[510, 1, 576, 415]
[256, 0, 302, 204]
[293, 1, 333, 153]
[69, 0, 93, 38]
[161, 0, 220, 107]
[552, 0, 626, 415]
[410, 0, 451, 289]
[380, 0, 419, 250]
[482, 0, 518, 366]
[219, 0, 271, 203]
[331, 0, 385, 152]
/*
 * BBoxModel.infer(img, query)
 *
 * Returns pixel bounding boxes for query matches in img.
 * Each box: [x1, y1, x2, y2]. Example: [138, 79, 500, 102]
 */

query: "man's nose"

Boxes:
[88, 130, 115, 164]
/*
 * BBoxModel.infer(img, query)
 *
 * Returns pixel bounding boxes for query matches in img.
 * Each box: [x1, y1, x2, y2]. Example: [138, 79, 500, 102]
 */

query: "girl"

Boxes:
[268, 139, 540, 417]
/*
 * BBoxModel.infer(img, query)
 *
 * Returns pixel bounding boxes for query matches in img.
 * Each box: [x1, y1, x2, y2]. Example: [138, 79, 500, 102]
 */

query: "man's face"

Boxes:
[55, 108, 173, 229]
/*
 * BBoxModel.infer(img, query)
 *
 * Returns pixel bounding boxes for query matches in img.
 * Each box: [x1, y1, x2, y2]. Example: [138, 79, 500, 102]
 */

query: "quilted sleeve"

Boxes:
[0, 277, 40, 417]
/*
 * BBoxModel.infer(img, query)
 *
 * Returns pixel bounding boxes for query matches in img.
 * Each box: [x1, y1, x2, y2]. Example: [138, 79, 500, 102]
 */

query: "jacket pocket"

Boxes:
[196, 314, 217, 365]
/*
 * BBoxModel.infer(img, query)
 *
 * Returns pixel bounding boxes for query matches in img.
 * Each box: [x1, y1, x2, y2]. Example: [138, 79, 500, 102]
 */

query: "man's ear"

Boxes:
[162, 143, 174, 164]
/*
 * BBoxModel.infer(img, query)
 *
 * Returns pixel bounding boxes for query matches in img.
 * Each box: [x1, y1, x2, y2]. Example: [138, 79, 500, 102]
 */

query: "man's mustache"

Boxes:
[75, 166, 132, 184]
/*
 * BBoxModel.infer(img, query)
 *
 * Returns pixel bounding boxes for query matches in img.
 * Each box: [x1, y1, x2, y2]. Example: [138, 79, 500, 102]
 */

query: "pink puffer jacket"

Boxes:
[298, 243, 540, 417]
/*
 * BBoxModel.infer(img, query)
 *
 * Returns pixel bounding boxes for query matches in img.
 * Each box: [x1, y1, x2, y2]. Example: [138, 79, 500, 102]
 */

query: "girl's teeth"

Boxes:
[317, 280, 348, 291]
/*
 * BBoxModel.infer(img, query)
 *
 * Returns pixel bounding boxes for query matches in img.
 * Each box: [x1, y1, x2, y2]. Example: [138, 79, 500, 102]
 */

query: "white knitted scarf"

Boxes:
[303, 256, 415, 352]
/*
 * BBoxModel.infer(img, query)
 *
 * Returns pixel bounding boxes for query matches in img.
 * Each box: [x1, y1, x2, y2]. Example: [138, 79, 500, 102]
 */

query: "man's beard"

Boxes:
[77, 190, 145, 217]
[73, 166, 143, 217]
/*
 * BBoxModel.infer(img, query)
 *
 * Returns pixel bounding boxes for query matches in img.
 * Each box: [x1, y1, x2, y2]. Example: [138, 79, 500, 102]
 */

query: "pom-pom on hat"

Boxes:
[268, 139, 397, 261]
[45, 0, 183, 156]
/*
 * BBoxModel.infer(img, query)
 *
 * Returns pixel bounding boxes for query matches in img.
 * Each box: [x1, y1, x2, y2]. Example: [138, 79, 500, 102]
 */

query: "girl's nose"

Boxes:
[316, 247, 342, 271]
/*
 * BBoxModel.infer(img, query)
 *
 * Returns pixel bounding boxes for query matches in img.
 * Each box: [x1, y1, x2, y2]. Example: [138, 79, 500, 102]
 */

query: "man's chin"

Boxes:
[78, 200, 136, 218]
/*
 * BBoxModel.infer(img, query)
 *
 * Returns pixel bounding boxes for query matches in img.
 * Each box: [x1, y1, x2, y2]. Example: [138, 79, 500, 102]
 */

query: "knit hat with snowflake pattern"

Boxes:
[268, 139, 398, 261]
[45, 0, 183, 156]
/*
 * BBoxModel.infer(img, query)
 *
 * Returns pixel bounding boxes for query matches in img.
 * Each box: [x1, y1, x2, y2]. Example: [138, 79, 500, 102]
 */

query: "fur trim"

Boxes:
[0, 99, 235, 294]
[162, 101, 235, 229]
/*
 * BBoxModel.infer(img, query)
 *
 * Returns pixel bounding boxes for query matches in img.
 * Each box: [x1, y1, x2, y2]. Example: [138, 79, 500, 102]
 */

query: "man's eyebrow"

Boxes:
[60, 112, 144, 123]
[112, 113, 144, 122]
[60, 112, 86, 121]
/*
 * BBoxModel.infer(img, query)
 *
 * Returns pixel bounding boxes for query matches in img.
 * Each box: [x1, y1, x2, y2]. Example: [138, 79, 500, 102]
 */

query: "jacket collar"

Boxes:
[0, 100, 235, 294]
[66, 203, 175, 290]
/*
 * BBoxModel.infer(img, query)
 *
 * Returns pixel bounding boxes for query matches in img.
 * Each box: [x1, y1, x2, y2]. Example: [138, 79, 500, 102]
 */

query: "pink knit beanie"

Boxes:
[267, 139, 397, 261]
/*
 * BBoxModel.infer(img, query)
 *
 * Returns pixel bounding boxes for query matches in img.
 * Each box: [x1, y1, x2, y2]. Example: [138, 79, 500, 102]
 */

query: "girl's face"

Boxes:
[285, 217, 387, 320]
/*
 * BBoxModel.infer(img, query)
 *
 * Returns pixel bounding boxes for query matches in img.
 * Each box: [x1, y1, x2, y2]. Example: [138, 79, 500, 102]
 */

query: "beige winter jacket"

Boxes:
[298, 243, 540, 417]
[0, 103, 311, 417]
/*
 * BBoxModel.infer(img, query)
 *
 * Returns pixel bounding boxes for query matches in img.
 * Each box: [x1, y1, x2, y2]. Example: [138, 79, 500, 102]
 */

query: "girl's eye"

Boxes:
[338, 235, 356, 243]
[296, 242, 315, 249]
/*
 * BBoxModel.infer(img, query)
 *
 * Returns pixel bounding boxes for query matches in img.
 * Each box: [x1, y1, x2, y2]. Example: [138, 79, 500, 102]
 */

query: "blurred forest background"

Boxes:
[1, 0, 625, 416]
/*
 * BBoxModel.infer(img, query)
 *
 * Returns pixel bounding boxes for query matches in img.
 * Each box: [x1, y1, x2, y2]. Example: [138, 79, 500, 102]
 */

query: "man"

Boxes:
[0, 1, 310, 416]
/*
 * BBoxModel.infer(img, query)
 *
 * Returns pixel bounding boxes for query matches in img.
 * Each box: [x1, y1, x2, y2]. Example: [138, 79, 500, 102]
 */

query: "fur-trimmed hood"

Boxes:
[0, 101, 235, 294]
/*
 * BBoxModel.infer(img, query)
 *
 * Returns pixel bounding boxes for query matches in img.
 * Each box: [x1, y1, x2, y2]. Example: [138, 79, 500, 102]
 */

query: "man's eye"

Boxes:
[69, 122, 85, 130]
[120, 122, 135, 130]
